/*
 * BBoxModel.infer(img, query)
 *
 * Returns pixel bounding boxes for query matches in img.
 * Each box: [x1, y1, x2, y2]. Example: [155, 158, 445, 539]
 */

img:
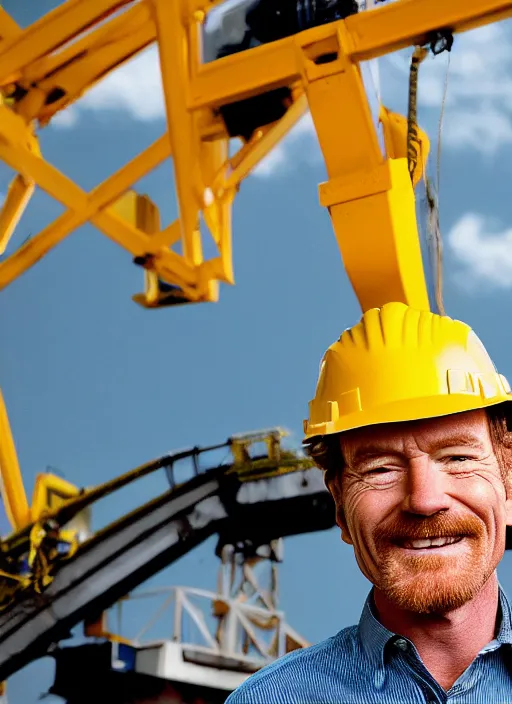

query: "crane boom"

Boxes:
[0, 470, 226, 682]
[0, 430, 334, 682]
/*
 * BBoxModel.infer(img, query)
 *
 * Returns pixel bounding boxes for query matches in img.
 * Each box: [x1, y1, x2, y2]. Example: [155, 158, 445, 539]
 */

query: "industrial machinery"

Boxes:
[2, 0, 510, 314]
[1, 0, 512, 701]
[0, 0, 509, 541]
[0, 427, 335, 701]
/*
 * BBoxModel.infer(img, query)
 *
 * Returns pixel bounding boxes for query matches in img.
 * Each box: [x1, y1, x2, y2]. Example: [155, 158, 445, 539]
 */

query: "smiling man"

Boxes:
[226, 302, 512, 703]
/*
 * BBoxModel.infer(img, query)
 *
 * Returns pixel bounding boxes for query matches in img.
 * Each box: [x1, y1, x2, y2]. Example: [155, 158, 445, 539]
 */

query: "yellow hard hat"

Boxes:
[304, 302, 512, 441]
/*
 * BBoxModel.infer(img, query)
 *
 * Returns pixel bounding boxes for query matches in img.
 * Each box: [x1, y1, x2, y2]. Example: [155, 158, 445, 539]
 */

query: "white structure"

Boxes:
[119, 539, 309, 694]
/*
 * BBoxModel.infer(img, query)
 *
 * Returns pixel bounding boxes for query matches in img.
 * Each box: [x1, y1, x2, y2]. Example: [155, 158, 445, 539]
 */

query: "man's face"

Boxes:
[332, 409, 512, 614]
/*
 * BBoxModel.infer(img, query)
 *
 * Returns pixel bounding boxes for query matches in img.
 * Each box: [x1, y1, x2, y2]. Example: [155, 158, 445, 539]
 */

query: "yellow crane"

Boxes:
[0, 0, 511, 690]
[0, 426, 333, 684]
[3, 0, 509, 313]
[1, 0, 510, 540]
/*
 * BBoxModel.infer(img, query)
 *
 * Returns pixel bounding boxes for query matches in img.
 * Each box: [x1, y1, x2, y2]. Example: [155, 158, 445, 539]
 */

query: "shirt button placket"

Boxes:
[394, 639, 443, 704]
[421, 686, 440, 704]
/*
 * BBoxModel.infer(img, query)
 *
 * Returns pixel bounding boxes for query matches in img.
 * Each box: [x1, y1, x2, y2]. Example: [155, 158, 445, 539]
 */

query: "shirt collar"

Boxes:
[357, 582, 512, 667]
[357, 588, 395, 670]
[495, 582, 512, 645]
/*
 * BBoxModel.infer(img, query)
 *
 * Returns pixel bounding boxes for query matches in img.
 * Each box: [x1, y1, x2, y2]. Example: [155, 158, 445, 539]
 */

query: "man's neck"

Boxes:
[373, 575, 500, 691]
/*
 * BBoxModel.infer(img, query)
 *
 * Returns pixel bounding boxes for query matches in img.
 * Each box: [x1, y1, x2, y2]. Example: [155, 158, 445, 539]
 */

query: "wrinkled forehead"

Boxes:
[340, 409, 492, 464]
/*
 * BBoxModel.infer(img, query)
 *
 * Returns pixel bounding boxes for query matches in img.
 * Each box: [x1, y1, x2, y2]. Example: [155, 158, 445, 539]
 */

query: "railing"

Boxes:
[112, 584, 309, 667]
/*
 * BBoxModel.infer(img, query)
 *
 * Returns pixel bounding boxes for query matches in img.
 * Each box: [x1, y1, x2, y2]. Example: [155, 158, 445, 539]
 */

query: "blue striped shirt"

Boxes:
[226, 585, 512, 703]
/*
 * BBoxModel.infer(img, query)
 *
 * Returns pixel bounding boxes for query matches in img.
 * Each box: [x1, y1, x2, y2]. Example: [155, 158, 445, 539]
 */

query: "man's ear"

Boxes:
[324, 472, 353, 545]
[505, 497, 512, 527]
[499, 446, 512, 525]
[504, 466, 512, 527]
[336, 506, 354, 545]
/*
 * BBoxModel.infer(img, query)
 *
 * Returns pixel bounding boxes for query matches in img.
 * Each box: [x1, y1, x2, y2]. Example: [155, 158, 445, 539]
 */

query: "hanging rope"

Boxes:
[407, 46, 428, 183]
[407, 33, 452, 316]
[426, 53, 450, 317]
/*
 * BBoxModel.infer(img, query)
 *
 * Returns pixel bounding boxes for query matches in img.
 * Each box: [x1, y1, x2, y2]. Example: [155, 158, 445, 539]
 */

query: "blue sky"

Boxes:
[3, 1, 512, 701]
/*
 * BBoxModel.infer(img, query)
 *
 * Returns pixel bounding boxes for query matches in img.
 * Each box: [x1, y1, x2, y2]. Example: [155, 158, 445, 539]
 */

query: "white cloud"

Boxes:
[252, 145, 288, 177]
[448, 212, 512, 289]
[51, 108, 79, 129]
[442, 106, 512, 154]
[51, 46, 165, 128]
[380, 20, 512, 155]
[252, 113, 320, 178]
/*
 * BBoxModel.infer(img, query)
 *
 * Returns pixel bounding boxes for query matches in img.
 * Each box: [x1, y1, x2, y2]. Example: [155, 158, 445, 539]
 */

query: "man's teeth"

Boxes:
[402, 536, 462, 549]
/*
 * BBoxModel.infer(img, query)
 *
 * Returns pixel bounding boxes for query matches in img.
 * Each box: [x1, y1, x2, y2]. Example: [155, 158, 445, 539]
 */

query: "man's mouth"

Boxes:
[397, 536, 465, 550]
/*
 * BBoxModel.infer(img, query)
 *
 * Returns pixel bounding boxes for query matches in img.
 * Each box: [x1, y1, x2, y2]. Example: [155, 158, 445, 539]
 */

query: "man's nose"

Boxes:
[401, 457, 452, 516]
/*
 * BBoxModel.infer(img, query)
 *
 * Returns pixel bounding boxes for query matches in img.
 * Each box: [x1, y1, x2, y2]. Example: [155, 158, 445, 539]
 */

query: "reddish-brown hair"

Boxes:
[304, 404, 512, 488]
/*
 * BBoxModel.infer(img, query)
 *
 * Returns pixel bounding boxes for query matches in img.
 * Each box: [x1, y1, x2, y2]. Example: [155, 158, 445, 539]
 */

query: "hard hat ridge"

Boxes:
[304, 302, 512, 442]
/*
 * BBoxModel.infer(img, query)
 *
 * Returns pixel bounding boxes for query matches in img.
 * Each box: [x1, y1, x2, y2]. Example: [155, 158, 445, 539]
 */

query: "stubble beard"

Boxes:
[376, 538, 492, 614]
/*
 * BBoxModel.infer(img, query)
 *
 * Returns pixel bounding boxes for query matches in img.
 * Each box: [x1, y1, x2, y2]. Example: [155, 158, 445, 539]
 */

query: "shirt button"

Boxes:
[395, 638, 409, 651]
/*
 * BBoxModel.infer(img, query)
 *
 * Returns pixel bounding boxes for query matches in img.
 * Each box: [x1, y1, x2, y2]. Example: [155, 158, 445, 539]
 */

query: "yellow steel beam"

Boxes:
[0, 389, 30, 531]
[154, 0, 204, 268]
[30, 473, 81, 521]
[0, 8, 21, 42]
[0, 136, 204, 296]
[37, 20, 156, 125]
[26, 4, 156, 124]
[190, 36, 300, 110]
[221, 91, 308, 192]
[303, 20, 428, 311]
[0, 0, 509, 309]
[0, 175, 35, 256]
[0, 0, 136, 80]
[0, 132, 198, 292]
[0, 126, 167, 278]
[23, 1, 152, 86]
[346, 0, 512, 61]
[190, 0, 512, 109]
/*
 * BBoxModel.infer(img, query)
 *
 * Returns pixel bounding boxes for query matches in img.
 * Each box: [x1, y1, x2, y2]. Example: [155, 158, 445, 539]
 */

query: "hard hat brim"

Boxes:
[304, 393, 512, 441]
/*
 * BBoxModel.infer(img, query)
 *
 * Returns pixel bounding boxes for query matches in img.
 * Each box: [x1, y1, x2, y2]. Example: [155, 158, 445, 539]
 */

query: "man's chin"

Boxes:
[379, 569, 486, 615]
[384, 583, 472, 614]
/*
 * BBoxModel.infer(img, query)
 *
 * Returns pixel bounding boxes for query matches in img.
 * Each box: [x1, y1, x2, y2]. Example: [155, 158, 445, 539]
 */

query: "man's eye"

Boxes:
[361, 466, 401, 486]
[449, 456, 470, 463]
[364, 466, 399, 478]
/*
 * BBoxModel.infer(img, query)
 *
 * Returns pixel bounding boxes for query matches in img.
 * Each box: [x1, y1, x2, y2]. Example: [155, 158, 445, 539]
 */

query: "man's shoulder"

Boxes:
[225, 625, 359, 704]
